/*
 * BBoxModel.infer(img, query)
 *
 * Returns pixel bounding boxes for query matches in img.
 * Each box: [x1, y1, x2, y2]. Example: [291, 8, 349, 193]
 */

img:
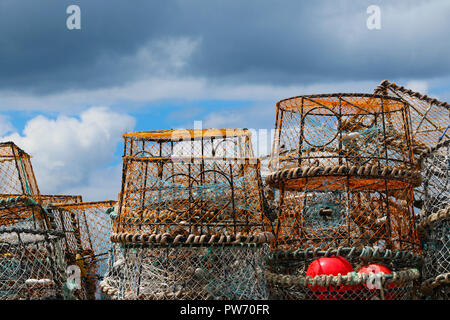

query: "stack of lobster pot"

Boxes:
[264, 93, 423, 300]
[417, 140, 450, 299]
[100, 129, 272, 300]
[0, 196, 67, 300]
[48, 200, 117, 299]
[374, 80, 450, 300]
[0, 142, 67, 300]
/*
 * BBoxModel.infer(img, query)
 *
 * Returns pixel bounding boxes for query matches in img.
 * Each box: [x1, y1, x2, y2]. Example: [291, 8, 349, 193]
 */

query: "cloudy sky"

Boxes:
[0, 0, 449, 200]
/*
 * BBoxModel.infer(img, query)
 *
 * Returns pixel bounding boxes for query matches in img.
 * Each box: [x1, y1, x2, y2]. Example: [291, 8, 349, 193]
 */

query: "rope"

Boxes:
[268, 246, 423, 265]
[265, 268, 420, 288]
[420, 273, 450, 296]
[17, 150, 32, 195]
[266, 164, 422, 187]
[417, 204, 450, 237]
[110, 231, 275, 246]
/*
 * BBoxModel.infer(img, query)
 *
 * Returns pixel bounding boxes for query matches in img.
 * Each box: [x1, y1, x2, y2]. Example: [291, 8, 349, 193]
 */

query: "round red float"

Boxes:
[358, 263, 396, 300]
[306, 256, 360, 300]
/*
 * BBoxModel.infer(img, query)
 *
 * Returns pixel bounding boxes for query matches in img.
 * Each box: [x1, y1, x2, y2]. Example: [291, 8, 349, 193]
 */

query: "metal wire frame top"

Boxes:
[123, 129, 255, 159]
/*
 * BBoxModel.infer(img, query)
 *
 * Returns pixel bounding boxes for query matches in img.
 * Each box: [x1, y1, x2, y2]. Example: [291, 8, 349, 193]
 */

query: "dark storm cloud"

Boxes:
[0, 0, 449, 93]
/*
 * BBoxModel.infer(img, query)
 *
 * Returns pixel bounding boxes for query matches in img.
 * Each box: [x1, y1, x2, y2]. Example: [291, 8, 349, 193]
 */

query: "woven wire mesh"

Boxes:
[102, 244, 268, 300]
[0, 229, 66, 300]
[0, 142, 40, 196]
[422, 219, 450, 281]
[374, 81, 450, 151]
[117, 157, 269, 237]
[419, 140, 450, 300]
[374, 81, 450, 209]
[272, 184, 419, 252]
[421, 140, 450, 220]
[49, 201, 116, 299]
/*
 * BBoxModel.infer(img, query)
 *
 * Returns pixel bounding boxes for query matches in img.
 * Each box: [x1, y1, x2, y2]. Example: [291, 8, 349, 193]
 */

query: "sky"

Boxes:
[0, 0, 449, 201]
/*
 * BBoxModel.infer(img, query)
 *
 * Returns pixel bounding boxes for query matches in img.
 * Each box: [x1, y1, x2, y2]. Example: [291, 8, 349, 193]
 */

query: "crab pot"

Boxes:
[266, 248, 421, 300]
[0, 228, 66, 300]
[269, 93, 416, 173]
[374, 81, 450, 209]
[266, 93, 421, 251]
[101, 242, 269, 300]
[48, 200, 116, 299]
[0, 142, 40, 196]
[374, 81, 450, 151]
[104, 129, 272, 300]
[417, 139, 450, 299]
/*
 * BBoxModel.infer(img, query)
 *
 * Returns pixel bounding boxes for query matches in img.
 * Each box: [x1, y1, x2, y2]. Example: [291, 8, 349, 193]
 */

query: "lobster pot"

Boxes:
[0, 142, 40, 196]
[106, 129, 273, 300]
[269, 93, 416, 173]
[101, 242, 269, 300]
[374, 81, 450, 151]
[0, 229, 66, 300]
[374, 81, 450, 209]
[418, 140, 450, 299]
[48, 201, 116, 300]
[123, 129, 254, 158]
[266, 248, 421, 300]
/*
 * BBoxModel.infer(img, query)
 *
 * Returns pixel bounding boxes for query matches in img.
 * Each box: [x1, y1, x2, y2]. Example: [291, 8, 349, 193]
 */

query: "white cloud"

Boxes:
[0, 115, 14, 136]
[0, 76, 380, 113]
[62, 164, 123, 202]
[1, 107, 135, 199]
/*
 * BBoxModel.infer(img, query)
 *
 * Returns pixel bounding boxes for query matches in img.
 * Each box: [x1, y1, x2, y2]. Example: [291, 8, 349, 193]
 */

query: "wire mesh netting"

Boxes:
[48, 201, 116, 299]
[0, 196, 51, 230]
[418, 140, 450, 299]
[0, 142, 40, 196]
[0, 228, 67, 300]
[101, 243, 268, 300]
[272, 186, 419, 252]
[374, 81, 450, 209]
[374, 80, 450, 152]
[117, 157, 269, 237]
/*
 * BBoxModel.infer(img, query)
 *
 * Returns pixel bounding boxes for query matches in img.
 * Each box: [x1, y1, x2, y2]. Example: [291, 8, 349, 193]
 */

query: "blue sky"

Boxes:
[0, 0, 449, 200]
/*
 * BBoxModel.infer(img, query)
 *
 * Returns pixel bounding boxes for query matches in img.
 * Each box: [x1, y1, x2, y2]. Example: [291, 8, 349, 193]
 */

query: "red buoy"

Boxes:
[306, 256, 360, 300]
[358, 264, 396, 300]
